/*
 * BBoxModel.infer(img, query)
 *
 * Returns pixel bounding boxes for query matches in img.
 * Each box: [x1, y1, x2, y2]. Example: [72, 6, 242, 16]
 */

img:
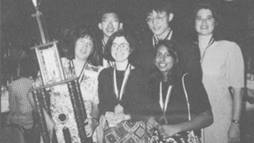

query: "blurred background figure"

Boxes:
[6, 58, 39, 143]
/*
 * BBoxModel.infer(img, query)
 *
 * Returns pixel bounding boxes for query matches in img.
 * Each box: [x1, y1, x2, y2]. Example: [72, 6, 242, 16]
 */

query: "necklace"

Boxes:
[73, 59, 88, 83]
[113, 64, 131, 101]
[159, 82, 173, 124]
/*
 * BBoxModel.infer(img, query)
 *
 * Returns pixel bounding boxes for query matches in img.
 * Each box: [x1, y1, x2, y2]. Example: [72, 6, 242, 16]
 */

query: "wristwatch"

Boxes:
[232, 119, 240, 125]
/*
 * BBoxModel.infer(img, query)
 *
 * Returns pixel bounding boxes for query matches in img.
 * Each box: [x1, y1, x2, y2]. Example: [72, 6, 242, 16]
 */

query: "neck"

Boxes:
[74, 58, 87, 65]
[115, 60, 129, 71]
[198, 34, 213, 49]
[103, 36, 109, 45]
[75, 58, 87, 66]
[162, 71, 169, 82]
[156, 27, 171, 40]
[198, 34, 213, 44]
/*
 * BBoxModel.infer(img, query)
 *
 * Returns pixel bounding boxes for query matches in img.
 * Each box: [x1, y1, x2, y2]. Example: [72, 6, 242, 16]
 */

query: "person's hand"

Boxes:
[228, 123, 240, 143]
[84, 118, 95, 137]
[158, 124, 181, 137]
[105, 112, 120, 127]
[105, 111, 130, 127]
[146, 117, 159, 132]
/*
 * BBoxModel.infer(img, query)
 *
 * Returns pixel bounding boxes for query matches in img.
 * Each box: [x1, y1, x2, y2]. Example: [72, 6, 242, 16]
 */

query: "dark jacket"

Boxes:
[148, 73, 211, 124]
[98, 66, 151, 119]
[134, 32, 202, 80]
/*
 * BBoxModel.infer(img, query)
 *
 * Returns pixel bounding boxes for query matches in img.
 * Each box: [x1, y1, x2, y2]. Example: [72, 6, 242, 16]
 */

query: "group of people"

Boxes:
[7, 1, 244, 143]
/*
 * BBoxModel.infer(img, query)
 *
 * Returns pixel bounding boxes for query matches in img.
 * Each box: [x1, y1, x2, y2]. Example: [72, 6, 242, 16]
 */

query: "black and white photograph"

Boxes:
[1, 0, 254, 143]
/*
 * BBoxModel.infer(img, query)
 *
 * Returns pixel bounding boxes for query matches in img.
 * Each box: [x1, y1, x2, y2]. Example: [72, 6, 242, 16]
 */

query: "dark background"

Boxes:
[1, 0, 254, 142]
[0, 0, 251, 82]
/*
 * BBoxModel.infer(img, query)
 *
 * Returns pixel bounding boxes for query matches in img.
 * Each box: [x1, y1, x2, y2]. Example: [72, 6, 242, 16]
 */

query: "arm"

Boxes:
[227, 43, 244, 123]
[160, 110, 213, 137]
[230, 87, 242, 122]
[85, 103, 99, 137]
[227, 43, 244, 143]
[160, 74, 213, 137]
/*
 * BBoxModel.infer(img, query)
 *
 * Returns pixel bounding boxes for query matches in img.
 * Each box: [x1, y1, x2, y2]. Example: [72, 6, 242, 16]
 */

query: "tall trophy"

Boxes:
[30, 1, 89, 143]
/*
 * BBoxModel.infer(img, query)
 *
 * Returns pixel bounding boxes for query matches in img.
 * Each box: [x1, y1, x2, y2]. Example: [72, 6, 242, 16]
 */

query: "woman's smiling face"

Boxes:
[111, 36, 130, 62]
[155, 45, 175, 73]
[195, 8, 215, 36]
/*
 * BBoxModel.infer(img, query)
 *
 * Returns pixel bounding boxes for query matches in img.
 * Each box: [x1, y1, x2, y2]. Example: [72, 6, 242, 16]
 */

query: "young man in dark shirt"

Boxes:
[135, 0, 202, 80]
[97, 7, 123, 67]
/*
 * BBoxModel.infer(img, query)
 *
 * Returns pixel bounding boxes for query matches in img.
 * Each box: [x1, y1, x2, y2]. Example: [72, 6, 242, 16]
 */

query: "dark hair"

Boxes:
[190, 1, 222, 40]
[97, 3, 121, 23]
[151, 40, 182, 82]
[71, 27, 101, 66]
[145, 0, 174, 18]
[104, 30, 137, 62]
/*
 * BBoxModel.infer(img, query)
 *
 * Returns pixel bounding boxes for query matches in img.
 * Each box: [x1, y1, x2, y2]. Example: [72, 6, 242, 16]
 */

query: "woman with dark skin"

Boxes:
[147, 40, 213, 142]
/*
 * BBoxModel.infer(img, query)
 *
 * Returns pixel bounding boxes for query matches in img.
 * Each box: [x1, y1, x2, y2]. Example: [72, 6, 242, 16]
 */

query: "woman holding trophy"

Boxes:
[44, 27, 102, 143]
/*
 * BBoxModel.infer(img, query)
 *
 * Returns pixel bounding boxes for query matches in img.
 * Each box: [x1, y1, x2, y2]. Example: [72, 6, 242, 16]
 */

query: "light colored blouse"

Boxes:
[201, 40, 244, 89]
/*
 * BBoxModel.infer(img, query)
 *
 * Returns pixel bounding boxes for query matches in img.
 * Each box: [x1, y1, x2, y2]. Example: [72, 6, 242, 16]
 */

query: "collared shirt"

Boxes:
[101, 40, 114, 68]
[152, 30, 173, 46]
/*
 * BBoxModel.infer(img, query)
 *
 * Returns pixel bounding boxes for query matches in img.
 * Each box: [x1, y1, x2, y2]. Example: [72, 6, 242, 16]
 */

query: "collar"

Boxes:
[153, 30, 173, 46]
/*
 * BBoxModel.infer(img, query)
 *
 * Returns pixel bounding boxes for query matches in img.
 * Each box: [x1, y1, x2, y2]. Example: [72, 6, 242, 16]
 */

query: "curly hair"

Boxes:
[104, 30, 137, 63]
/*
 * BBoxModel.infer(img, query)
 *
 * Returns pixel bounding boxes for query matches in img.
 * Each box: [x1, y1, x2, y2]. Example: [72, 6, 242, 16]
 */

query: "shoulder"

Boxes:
[131, 66, 149, 80]
[98, 67, 113, 80]
[87, 64, 103, 72]
[131, 66, 143, 75]
[11, 78, 33, 87]
[181, 73, 199, 87]
[214, 40, 242, 58]
[215, 40, 241, 50]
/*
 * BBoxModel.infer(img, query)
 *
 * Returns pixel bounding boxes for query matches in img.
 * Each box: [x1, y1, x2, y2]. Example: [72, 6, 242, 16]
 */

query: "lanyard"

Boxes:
[200, 37, 214, 64]
[113, 64, 131, 101]
[73, 59, 88, 83]
[159, 82, 173, 114]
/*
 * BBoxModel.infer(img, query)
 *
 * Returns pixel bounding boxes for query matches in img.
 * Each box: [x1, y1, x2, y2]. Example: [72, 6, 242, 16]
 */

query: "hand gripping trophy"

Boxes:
[30, 1, 89, 143]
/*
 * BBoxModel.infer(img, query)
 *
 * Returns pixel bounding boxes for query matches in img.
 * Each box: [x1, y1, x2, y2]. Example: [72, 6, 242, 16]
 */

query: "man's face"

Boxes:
[146, 10, 172, 36]
[98, 13, 123, 37]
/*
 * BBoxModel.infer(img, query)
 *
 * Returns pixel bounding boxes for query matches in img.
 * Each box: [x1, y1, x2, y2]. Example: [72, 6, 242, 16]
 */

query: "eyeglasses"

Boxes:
[112, 43, 129, 50]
